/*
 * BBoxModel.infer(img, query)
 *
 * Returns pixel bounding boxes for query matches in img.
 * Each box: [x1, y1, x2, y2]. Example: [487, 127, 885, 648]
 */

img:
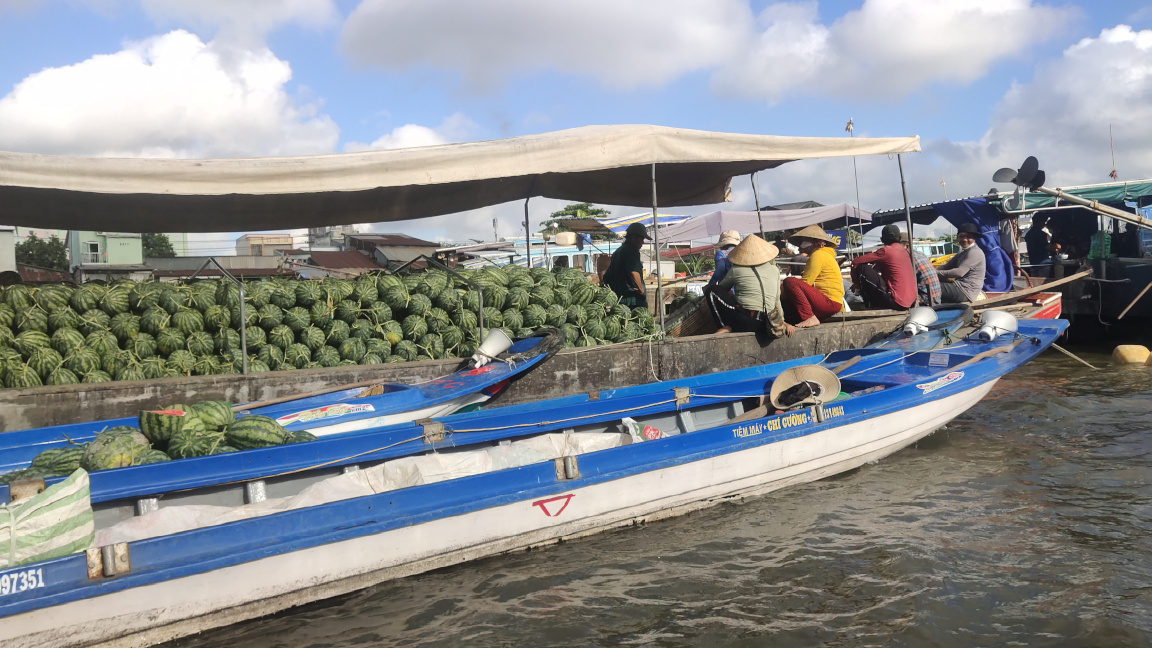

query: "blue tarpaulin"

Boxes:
[933, 198, 1014, 293]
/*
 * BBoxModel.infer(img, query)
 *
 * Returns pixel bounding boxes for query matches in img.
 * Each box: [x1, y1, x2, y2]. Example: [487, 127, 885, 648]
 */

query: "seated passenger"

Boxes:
[850, 225, 916, 310]
[781, 225, 844, 327]
[706, 229, 741, 289]
[900, 232, 941, 306]
[703, 234, 793, 338]
[937, 223, 987, 303]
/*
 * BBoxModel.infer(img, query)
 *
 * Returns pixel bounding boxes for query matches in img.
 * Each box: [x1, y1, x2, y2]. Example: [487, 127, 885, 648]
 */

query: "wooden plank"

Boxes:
[972, 269, 1091, 308]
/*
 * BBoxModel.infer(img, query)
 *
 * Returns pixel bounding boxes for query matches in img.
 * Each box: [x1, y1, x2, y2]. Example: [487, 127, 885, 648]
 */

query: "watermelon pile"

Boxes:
[0, 267, 659, 389]
[0, 399, 317, 483]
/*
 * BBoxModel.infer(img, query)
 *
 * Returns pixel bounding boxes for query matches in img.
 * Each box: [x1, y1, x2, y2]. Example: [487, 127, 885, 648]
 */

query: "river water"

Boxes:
[168, 350, 1152, 648]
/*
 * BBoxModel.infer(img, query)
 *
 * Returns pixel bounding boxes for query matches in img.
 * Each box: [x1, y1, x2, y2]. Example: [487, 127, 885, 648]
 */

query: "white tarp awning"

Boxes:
[0, 125, 917, 233]
[657, 203, 873, 243]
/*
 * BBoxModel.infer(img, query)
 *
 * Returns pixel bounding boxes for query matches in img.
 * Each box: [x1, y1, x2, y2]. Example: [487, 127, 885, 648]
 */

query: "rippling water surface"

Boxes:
[169, 351, 1152, 647]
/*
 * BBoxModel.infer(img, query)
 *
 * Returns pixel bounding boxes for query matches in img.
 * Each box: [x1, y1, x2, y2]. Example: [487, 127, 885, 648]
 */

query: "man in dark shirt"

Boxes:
[1024, 214, 1052, 278]
[850, 225, 916, 309]
[603, 222, 650, 308]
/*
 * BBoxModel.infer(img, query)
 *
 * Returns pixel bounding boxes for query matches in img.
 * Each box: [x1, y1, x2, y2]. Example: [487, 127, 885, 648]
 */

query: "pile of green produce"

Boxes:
[0, 266, 658, 389]
[0, 400, 315, 483]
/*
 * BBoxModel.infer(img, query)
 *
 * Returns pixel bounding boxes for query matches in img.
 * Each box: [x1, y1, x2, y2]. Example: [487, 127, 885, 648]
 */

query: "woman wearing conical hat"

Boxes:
[703, 234, 794, 337]
[781, 225, 844, 327]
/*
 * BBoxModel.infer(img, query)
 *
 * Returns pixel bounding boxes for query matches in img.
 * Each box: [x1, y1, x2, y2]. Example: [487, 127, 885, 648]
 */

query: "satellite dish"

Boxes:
[992, 167, 1018, 183]
[1014, 156, 1039, 187]
[1027, 170, 1046, 191]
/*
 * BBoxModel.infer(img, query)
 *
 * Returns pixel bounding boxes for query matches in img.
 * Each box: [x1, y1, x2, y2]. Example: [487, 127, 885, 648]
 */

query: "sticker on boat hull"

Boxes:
[276, 403, 375, 426]
[916, 371, 963, 394]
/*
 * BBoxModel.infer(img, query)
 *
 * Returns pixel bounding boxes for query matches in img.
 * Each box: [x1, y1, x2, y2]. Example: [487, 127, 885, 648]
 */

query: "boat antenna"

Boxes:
[1109, 124, 1119, 180]
[845, 118, 862, 259]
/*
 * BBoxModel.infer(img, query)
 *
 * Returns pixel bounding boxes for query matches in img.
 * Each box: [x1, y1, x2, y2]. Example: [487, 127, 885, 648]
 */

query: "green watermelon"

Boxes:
[313, 345, 341, 367]
[545, 304, 566, 328]
[300, 326, 326, 351]
[82, 427, 151, 471]
[16, 307, 48, 334]
[325, 320, 350, 346]
[45, 367, 79, 385]
[202, 305, 231, 333]
[128, 332, 158, 358]
[566, 305, 586, 327]
[50, 446, 86, 475]
[334, 299, 360, 324]
[339, 337, 366, 362]
[294, 281, 323, 308]
[63, 346, 102, 375]
[82, 369, 113, 384]
[69, 284, 104, 313]
[50, 327, 86, 356]
[381, 320, 404, 346]
[309, 301, 335, 329]
[269, 284, 296, 310]
[363, 302, 392, 326]
[258, 303, 284, 329]
[269, 324, 295, 350]
[167, 349, 196, 374]
[129, 282, 164, 312]
[364, 337, 391, 358]
[244, 325, 267, 351]
[80, 330, 118, 358]
[156, 328, 185, 356]
[138, 405, 198, 447]
[78, 308, 111, 336]
[417, 333, 444, 358]
[109, 312, 141, 342]
[393, 339, 418, 361]
[529, 286, 554, 308]
[258, 344, 285, 369]
[552, 286, 571, 308]
[433, 289, 460, 312]
[135, 449, 172, 464]
[284, 343, 311, 368]
[402, 314, 428, 340]
[350, 319, 374, 342]
[47, 306, 82, 332]
[284, 306, 310, 332]
[0, 303, 14, 329]
[115, 365, 146, 382]
[140, 357, 168, 380]
[224, 415, 290, 450]
[167, 418, 225, 459]
[173, 308, 205, 335]
[27, 347, 63, 380]
[99, 285, 131, 316]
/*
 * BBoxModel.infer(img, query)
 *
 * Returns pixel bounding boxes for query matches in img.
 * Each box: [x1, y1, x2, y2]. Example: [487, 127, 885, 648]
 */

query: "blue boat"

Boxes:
[0, 309, 972, 505]
[0, 330, 562, 478]
[0, 312, 1064, 648]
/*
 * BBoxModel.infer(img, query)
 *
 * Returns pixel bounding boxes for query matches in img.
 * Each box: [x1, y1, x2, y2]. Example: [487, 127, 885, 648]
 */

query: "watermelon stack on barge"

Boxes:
[0, 315, 1067, 648]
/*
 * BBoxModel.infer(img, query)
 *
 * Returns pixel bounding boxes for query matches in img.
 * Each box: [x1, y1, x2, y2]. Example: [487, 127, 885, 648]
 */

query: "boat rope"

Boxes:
[1049, 343, 1100, 370]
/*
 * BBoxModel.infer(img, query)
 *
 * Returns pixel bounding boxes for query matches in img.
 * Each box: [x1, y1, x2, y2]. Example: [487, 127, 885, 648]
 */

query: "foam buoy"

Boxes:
[1112, 345, 1150, 364]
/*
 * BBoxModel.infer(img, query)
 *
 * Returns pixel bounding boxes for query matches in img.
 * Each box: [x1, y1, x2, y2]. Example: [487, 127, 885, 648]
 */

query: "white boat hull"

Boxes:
[2, 379, 996, 648]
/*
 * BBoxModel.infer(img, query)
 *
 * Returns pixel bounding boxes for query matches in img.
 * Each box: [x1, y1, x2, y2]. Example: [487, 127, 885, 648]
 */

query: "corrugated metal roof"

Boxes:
[309, 250, 383, 270]
[17, 263, 70, 283]
[346, 233, 438, 247]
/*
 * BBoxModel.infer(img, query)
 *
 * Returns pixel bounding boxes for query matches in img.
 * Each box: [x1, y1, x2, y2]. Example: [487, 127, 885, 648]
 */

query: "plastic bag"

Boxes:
[620, 417, 664, 443]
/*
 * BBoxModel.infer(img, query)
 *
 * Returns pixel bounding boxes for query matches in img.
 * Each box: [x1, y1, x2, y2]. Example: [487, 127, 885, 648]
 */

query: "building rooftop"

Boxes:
[309, 250, 383, 270]
[346, 233, 438, 247]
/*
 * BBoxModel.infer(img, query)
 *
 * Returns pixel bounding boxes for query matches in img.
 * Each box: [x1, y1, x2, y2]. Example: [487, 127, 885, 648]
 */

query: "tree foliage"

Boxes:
[142, 233, 177, 258]
[15, 234, 68, 271]
[540, 203, 614, 240]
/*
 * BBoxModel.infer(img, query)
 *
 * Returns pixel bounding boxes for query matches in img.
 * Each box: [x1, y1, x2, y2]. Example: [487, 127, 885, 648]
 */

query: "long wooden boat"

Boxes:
[0, 331, 562, 477]
[0, 313, 1065, 648]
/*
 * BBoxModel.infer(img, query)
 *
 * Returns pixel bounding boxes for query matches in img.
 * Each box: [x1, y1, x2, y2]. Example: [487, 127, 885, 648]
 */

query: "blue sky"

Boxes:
[2, 0, 1151, 253]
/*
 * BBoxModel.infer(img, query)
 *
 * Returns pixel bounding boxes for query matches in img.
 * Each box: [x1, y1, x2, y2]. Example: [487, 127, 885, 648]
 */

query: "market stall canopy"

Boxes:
[0, 125, 919, 233]
[658, 203, 872, 244]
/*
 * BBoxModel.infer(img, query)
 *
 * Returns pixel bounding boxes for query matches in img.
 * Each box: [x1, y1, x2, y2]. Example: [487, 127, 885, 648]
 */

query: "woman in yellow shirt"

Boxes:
[781, 225, 844, 327]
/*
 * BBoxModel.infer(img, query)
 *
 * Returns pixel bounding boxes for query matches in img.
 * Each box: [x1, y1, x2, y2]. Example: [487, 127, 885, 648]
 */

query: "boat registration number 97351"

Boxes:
[0, 568, 45, 596]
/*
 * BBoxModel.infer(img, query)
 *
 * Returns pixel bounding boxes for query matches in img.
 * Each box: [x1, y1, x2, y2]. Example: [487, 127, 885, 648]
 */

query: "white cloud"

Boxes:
[344, 112, 478, 152]
[340, 0, 1072, 101]
[714, 0, 1075, 102]
[341, 0, 751, 90]
[141, 0, 338, 49]
[0, 29, 339, 157]
[913, 24, 1152, 208]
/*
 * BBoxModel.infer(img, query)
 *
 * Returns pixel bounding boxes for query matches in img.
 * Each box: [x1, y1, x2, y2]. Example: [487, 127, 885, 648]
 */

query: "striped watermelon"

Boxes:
[50, 327, 86, 355]
[243, 325, 267, 351]
[392, 340, 418, 361]
[17, 307, 48, 333]
[380, 321, 404, 346]
[313, 346, 341, 367]
[26, 347, 63, 380]
[82, 369, 113, 384]
[135, 449, 172, 464]
[15, 330, 52, 358]
[186, 331, 214, 356]
[258, 303, 284, 329]
[167, 349, 196, 374]
[334, 299, 360, 324]
[129, 282, 164, 312]
[47, 306, 82, 332]
[138, 405, 197, 447]
[294, 281, 323, 308]
[167, 418, 223, 459]
[299, 325, 326, 351]
[173, 308, 205, 335]
[401, 314, 427, 340]
[101, 349, 133, 377]
[325, 320, 350, 346]
[4, 362, 41, 388]
[350, 319, 374, 342]
[213, 327, 241, 353]
[225, 415, 290, 450]
[45, 367, 78, 386]
[110, 313, 141, 342]
[139, 306, 171, 335]
[258, 344, 284, 369]
[140, 357, 167, 380]
[269, 324, 294, 350]
[339, 337, 366, 362]
[99, 285, 132, 316]
[128, 332, 158, 358]
[82, 427, 151, 471]
[284, 343, 311, 368]
[4, 285, 34, 310]
[284, 306, 310, 332]
[69, 284, 104, 313]
[63, 346, 101, 375]
[156, 328, 185, 356]
[309, 301, 334, 329]
[269, 284, 296, 310]
[0, 303, 14, 329]
[78, 309, 111, 336]
[202, 305, 231, 333]
[552, 286, 571, 308]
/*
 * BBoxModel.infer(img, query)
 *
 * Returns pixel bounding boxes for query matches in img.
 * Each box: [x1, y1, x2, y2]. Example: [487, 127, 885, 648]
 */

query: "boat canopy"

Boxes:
[657, 203, 871, 244]
[0, 125, 919, 233]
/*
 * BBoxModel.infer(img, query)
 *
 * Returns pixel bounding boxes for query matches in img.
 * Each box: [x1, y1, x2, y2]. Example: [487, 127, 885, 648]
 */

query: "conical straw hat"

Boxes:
[789, 225, 835, 244]
[727, 234, 779, 266]
[770, 365, 841, 409]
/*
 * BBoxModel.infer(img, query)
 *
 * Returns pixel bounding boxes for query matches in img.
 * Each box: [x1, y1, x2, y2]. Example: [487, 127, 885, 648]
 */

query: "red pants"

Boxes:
[781, 277, 841, 323]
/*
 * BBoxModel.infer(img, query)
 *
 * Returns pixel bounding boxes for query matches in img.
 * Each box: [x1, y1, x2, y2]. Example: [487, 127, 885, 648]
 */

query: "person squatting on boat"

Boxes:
[703, 234, 794, 337]
[706, 229, 741, 290]
[849, 224, 917, 310]
[602, 222, 651, 308]
[900, 232, 941, 306]
[937, 222, 987, 303]
[780, 225, 844, 328]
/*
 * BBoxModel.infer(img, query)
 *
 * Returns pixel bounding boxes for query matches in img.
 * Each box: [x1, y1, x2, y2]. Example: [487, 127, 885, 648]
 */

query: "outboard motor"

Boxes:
[975, 310, 1018, 342]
